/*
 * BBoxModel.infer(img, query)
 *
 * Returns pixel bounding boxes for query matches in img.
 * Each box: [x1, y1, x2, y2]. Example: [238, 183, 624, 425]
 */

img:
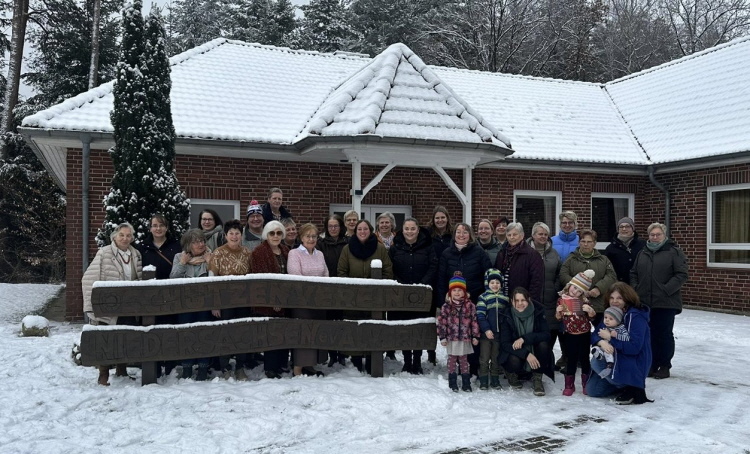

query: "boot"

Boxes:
[506, 372, 522, 389]
[196, 364, 209, 381]
[385, 350, 397, 360]
[448, 373, 459, 392]
[479, 376, 489, 390]
[412, 360, 424, 375]
[581, 373, 590, 395]
[115, 364, 128, 377]
[631, 387, 654, 404]
[490, 375, 502, 389]
[652, 366, 671, 379]
[97, 366, 110, 386]
[555, 355, 567, 372]
[615, 386, 636, 404]
[365, 356, 371, 375]
[532, 373, 545, 396]
[351, 356, 364, 373]
[327, 351, 338, 368]
[181, 363, 193, 379]
[563, 374, 575, 396]
[401, 351, 413, 373]
[428, 350, 437, 366]
[461, 373, 473, 392]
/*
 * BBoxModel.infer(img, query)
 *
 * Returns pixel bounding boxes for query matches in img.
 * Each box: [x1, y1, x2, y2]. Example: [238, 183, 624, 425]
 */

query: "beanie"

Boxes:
[246, 200, 262, 218]
[617, 217, 635, 229]
[485, 268, 503, 288]
[449, 271, 467, 293]
[605, 306, 624, 325]
[568, 269, 595, 293]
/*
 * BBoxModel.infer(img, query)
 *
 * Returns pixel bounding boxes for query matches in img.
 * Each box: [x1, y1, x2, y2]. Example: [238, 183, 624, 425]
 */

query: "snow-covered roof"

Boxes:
[21, 36, 750, 168]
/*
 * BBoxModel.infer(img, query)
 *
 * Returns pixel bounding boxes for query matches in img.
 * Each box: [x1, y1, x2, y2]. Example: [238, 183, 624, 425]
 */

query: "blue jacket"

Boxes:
[476, 269, 510, 334]
[552, 231, 579, 262]
[591, 305, 652, 389]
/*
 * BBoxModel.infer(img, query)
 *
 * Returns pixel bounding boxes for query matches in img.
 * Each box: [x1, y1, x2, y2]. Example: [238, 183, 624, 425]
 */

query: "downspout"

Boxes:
[81, 135, 91, 272]
[647, 165, 670, 235]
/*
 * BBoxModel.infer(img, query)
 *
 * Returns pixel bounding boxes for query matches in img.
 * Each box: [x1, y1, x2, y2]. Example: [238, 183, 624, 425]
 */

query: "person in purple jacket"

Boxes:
[493, 222, 544, 304]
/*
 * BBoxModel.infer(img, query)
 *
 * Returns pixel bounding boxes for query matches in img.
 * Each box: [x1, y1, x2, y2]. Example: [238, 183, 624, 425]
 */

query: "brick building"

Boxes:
[20, 37, 750, 319]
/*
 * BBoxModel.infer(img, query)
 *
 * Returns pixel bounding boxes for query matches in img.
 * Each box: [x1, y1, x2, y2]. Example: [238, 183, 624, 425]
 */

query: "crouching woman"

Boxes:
[588, 282, 653, 404]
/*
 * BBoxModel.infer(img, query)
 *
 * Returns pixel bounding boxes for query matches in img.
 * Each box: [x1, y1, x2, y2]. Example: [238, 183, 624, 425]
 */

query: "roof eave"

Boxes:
[651, 150, 750, 174]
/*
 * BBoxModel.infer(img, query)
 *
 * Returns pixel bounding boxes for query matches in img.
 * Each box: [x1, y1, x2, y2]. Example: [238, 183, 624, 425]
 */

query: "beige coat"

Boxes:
[81, 243, 142, 324]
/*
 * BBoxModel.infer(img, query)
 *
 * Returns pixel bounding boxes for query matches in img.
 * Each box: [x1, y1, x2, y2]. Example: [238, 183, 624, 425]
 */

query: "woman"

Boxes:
[281, 218, 300, 249]
[170, 228, 213, 380]
[498, 287, 554, 396]
[476, 218, 501, 263]
[317, 214, 349, 366]
[209, 219, 253, 381]
[527, 222, 562, 365]
[338, 219, 393, 373]
[493, 222, 544, 304]
[199, 208, 226, 252]
[139, 214, 181, 280]
[588, 282, 653, 404]
[389, 217, 437, 374]
[604, 217, 646, 285]
[493, 216, 509, 245]
[552, 211, 579, 263]
[81, 222, 142, 386]
[375, 211, 397, 250]
[343, 209, 359, 238]
[630, 223, 688, 380]
[252, 220, 291, 379]
[428, 206, 453, 260]
[559, 229, 617, 322]
[262, 187, 293, 225]
[288, 223, 328, 377]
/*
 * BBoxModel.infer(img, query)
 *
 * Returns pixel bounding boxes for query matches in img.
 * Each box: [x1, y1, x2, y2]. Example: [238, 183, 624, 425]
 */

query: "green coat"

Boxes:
[559, 248, 617, 313]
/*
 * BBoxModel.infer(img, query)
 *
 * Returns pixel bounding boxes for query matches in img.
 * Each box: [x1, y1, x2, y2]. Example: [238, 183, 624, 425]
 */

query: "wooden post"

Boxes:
[140, 268, 157, 385]
[370, 261, 383, 377]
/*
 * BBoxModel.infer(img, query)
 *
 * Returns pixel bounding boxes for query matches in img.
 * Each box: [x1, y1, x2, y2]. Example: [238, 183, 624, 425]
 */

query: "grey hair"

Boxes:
[262, 220, 286, 240]
[110, 222, 135, 241]
[506, 222, 524, 235]
[268, 187, 283, 197]
[180, 228, 205, 253]
[377, 211, 397, 231]
[532, 222, 550, 236]
[281, 218, 296, 227]
[647, 222, 668, 236]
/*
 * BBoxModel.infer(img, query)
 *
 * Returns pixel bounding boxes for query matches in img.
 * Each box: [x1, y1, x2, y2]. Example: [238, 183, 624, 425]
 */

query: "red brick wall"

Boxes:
[64, 150, 750, 319]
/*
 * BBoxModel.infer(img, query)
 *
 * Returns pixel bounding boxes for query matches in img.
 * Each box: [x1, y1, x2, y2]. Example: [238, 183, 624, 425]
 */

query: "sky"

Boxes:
[2, 282, 750, 453]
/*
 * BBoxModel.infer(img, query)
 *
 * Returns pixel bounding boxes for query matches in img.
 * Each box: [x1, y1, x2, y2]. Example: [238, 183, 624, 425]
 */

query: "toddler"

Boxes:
[591, 306, 630, 378]
[437, 272, 480, 392]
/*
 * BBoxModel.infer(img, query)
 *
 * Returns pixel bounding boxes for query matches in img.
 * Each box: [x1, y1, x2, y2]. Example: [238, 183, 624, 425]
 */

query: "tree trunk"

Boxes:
[88, 0, 102, 89]
[1, 0, 29, 159]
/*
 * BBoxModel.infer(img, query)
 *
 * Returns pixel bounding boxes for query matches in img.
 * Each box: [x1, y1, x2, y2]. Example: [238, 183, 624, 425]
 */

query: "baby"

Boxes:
[591, 306, 630, 378]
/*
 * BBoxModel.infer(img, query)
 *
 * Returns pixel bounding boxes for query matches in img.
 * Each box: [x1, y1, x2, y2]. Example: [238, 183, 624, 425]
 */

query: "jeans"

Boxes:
[586, 357, 624, 397]
[650, 308, 678, 369]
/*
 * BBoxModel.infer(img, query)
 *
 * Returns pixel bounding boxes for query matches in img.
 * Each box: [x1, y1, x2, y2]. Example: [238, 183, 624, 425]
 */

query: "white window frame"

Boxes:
[513, 190, 562, 236]
[591, 192, 635, 250]
[707, 183, 750, 269]
[190, 198, 241, 228]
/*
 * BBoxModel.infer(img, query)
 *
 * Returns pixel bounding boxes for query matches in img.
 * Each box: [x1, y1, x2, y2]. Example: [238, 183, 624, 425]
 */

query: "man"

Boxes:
[262, 187, 293, 225]
[243, 200, 264, 251]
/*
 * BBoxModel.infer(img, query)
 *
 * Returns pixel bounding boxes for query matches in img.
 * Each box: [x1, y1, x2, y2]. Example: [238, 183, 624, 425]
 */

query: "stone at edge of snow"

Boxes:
[22, 315, 50, 337]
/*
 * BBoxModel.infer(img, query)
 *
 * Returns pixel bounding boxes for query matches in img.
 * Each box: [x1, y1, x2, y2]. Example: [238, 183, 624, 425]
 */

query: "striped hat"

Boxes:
[448, 271, 467, 293]
[568, 269, 595, 294]
[604, 306, 624, 325]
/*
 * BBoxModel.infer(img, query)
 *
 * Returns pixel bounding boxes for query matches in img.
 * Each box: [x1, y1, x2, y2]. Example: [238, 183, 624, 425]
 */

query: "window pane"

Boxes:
[516, 196, 556, 238]
[712, 189, 750, 243]
[710, 249, 750, 265]
[592, 197, 630, 242]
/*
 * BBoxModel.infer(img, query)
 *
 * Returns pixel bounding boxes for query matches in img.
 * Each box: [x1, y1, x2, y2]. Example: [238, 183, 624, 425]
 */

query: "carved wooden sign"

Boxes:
[91, 276, 432, 317]
[80, 319, 436, 366]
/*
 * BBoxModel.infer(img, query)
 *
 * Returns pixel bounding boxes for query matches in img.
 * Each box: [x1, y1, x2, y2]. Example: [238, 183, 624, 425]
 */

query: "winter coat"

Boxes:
[169, 253, 210, 278]
[242, 227, 262, 252]
[428, 227, 453, 263]
[337, 234, 393, 280]
[527, 238, 562, 329]
[604, 233, 646, 284]
[203, 225, 226, 252]
[389, 227, 437, 286]
[261, 203, 293, 225]
[476, 270, 510, 335]
[317, 234, 348, 277]
[251, 241, 290, 316]
[559, 248, 617, 314]
[552, 231, 579, 262]
[493, 240, 545, 304]
[138, 236, 181, 280]
[81, 244, 143, 324]
[479, 237, 501, 264]
[498, 302, 554, 380]
[630, 240, 688, 313]
[591, 305, 652, 389]
[437, 297, 480, 342]
[438, 242, 492, 304]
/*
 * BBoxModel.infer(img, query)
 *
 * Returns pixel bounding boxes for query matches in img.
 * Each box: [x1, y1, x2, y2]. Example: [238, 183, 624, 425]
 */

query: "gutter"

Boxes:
[81, 135, 91, 273]
[648, 165, 670, 235]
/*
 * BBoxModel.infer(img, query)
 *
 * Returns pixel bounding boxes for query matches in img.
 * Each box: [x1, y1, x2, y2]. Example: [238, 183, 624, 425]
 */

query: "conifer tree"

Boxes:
[97, 0, 190, 246]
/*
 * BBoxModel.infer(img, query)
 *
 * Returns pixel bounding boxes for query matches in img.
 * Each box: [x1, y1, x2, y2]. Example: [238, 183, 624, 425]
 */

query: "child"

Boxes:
[437, 272, 480, 392]
[476, 268, 510, 390]
[556, 269, 597, 396]
[591, 306, 630, 378]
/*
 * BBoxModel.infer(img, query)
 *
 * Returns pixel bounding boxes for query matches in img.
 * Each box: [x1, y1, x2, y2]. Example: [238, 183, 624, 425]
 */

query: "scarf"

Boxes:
[647, 238, 668, 252]
[512, 302, 536, 371]
[349, 234, 379, 260]
[617, 233, 634, 247]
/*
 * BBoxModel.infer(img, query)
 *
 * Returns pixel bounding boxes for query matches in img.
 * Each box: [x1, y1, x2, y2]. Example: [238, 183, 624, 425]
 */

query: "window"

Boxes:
[513, 191, 561, 239]
[591, 193, 634, 250]
[190, 199, 241, 228]
[708, 185, 750, 268]
[330, 204, 412, 229]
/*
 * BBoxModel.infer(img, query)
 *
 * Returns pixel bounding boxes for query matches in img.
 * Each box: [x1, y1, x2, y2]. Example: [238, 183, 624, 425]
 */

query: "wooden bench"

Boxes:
[80, 274, 435, 385]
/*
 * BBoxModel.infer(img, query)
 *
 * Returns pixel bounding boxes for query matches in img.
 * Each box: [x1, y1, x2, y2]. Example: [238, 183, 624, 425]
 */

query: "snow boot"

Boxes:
[351, 355, 365, 373]
[631, 387, 654, 404]
[555, 354, 567, 372]
[448, 373, 459, 392]
[532, 373, 545, 396]
[401, 351, 413, 373]
[196, 364, 209, 381]
[479, 376, 489, 390]
[563, 374, 575, 396]
[653, 366, 671, 379]
[581, 373, 590, 395]
[115, 364, 128, 378]
[428, 350, 437, 366]
[506, 372, 522, 389]
[97, 366, 110, 386]
[490, 375, 502, 389]
[461, 373, 473, 392]
[615, 386, 635, 404]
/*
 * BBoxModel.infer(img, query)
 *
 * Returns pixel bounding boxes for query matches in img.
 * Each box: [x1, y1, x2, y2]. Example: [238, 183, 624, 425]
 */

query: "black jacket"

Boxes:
[138, 236, 182, 280]
[605, 233, 646, 284]
[261, 203, 293, 225]
[317, 234, 348, 277]
[389, 227, 437, 286]
[630, 240, 688, 312]
[438, 242, 492, 304]
[498, 302, 555, 380]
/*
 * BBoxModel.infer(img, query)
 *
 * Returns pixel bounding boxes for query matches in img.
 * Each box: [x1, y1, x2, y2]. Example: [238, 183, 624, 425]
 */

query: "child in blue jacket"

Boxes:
[476, 268, 510, 390]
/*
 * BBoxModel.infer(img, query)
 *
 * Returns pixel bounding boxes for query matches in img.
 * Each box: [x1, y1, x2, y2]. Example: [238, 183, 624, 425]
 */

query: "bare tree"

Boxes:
[661, 0, 750, 55]
[88, 0, 102, 88]
[1, 0, 30, 159]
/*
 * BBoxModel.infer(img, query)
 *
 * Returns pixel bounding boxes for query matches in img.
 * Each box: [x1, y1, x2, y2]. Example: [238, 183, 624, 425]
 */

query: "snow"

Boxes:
[21, 315, 49, 330]
[2, 283, 750, 453]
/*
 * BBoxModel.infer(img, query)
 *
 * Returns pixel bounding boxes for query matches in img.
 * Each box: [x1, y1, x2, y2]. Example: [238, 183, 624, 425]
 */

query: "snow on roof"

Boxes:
[298, 43, 511, 148]
[604, 36, 750, 164]
[21, 37, 750, 165]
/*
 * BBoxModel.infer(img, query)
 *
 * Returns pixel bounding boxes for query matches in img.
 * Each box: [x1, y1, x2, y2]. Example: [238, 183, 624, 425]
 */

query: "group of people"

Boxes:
[82, 190, 688, 406]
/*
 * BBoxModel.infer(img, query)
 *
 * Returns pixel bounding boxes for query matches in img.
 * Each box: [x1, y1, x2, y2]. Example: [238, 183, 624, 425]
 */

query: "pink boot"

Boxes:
[563, 374, 575, 396]
[581, 373, 590, 395]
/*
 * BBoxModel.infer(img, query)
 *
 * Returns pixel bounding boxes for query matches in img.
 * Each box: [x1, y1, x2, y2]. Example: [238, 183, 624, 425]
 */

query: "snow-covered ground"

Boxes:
[1, 283, 749, 454]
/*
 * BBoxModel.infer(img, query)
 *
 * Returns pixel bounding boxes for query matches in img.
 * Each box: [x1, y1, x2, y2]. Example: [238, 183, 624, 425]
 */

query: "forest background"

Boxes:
[1, 0, 749, 284]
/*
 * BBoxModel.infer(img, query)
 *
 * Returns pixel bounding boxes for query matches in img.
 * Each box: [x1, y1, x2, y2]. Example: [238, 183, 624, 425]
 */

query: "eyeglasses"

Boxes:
[303, 235, 318, 240]
[328, 224, 340, 229]
[268, 231, 284, 237]
[619, 225, 633, 229]
[200, 218, 214, 222]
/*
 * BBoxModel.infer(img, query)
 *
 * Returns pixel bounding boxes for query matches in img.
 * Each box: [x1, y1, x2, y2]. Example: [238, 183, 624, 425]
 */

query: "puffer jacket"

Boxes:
[81, 244, 142, 324]
[552, 231, 579, 262]
[527, 238, 562, 329]
[591, 305, 652, 389]
[630, 240, 688, 312]
[389, 227, 437, 286]
[438, 242, 492, 304]
[604, 233, 646, 284]
[437, 297, 480, 342]
[559, 248, 617, 314]
[476, 268, 510, 334]
[317, 234, 349, 277]
[498, 302, 554, 380]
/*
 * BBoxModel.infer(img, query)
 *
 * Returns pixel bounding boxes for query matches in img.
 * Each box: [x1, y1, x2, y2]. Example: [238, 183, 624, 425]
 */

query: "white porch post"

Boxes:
[351, 160, 362, 216]
[463, 167, 472, 224]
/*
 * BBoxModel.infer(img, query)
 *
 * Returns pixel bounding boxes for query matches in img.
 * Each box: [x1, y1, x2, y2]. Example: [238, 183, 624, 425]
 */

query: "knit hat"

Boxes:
[568, 269, 595, 293]
[449, 271, 467, 293]
[617, 217, 635, 229]
[604, 306, 624, 325]
[246, 200, 262, 218]
[485, 268, 504, 288]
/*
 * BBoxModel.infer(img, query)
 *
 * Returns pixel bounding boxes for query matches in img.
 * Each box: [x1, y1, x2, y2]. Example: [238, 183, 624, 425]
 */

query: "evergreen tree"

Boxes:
[229, 0, 297, 46]
[97, 0, 190, 246]
[296, 0, 355, 52]
[167, 0, 231, 54]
